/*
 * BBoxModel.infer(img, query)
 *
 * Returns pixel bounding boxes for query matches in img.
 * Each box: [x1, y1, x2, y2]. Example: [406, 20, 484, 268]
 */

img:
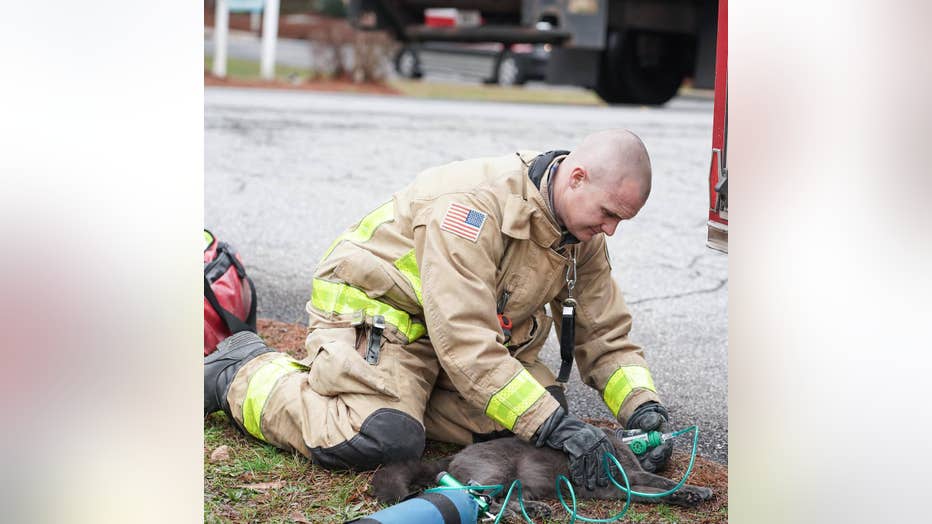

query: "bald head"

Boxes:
[563, 129, 652, 203]
[550, 129, 653, 242]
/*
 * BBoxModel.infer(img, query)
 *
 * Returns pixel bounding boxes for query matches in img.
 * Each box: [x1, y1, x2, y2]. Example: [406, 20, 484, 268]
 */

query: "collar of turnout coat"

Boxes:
[527, 150, 579, 246]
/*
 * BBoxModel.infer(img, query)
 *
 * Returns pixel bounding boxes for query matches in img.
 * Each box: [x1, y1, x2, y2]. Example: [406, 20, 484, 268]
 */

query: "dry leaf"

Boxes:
[238, 481, 285, 491]
[290, 511, 311, 523]
[209, 445, 230, 462]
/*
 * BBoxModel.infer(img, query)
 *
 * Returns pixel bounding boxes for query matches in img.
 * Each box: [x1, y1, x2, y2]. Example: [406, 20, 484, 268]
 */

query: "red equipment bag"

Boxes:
[204, 230, 257, 355]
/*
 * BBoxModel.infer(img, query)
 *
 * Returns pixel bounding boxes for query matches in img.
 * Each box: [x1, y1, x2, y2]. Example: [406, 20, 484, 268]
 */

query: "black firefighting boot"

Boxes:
[204, 331, 273, 416]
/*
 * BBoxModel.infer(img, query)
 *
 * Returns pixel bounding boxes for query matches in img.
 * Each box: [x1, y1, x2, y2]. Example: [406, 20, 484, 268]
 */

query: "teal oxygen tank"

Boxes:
[345, 488, 479, 524]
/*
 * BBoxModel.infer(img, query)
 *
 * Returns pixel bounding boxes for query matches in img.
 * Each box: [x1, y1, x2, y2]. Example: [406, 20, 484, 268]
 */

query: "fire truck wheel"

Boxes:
[595, 29, 688, 105]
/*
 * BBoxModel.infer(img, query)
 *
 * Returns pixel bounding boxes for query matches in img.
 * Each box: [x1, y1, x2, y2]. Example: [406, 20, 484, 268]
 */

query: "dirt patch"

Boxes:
[205, 72, 401, 95]
[256, 318, 310, 358]
[248, 318, 729, 522]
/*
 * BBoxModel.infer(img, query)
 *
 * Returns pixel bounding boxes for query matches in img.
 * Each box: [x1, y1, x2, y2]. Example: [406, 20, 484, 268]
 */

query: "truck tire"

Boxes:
[394, 46, 422, 79]
[495, 51, 526, 86]
[595, 29, 687, 105]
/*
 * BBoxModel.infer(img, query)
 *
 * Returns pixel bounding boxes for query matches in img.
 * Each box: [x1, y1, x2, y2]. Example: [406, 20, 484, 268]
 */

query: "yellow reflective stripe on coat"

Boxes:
[242, 356, 307, 442]
[393, 249, 423, 304]
[321, 201, 394, 261]
[485, 369, 547, 430]
[603, 366, 656, 418]
[310, 278, 426, 342]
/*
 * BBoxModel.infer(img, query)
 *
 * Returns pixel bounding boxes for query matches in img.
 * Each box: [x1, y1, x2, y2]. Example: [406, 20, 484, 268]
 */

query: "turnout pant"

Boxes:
[223, 318, 562, 470]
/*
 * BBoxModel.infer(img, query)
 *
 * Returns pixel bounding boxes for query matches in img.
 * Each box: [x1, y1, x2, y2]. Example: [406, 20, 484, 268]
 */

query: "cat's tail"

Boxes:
[369, 456, 454, 504]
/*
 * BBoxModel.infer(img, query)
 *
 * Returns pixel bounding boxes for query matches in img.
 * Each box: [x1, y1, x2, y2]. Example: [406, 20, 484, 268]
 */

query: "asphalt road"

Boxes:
[205, 87, 728, 464]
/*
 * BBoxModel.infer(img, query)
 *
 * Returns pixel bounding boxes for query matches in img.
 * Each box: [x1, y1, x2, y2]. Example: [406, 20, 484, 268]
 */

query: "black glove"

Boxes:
[535, 407, 615, 491]
[626, 402, 673, 473]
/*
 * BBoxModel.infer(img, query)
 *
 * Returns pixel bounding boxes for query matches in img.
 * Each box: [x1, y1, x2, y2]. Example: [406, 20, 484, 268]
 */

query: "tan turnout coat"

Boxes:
[311, 151, 658, 436]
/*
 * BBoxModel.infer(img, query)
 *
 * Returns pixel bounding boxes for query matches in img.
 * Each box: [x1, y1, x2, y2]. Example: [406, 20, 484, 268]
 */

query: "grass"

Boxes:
[204, 319, 728, 523]
[389, 78, 606, 106]
[204, 411, 382, 523]
[204, 412, 727, 523]
[204, 56, 314, 82]
[655, 504, 677, 523]
[204, 55, 607, 105]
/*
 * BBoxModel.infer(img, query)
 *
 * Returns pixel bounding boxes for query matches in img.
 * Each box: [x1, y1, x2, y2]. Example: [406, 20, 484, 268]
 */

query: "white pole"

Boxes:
[260, 0, 279, 80]
[212, 0, 229, 78]
[250, 11, 260, 32]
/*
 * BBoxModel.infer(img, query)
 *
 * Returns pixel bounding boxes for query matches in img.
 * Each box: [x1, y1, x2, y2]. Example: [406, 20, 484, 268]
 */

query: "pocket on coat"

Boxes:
[510, 309, 554, 361]
[332, 250, 395, 299]
[306, 330, 399, 400]
[332, 249, 421, 314]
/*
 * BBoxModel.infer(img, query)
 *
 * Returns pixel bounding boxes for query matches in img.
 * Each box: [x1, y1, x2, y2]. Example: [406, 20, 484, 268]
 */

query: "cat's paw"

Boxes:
[522, 500, 552, 519]
[670, 485, 714, 506]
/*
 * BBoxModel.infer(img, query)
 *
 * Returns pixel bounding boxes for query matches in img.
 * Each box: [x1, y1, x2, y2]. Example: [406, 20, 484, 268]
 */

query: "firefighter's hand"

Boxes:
[626, 402, 673, 473]
[535, 407, 615, 491]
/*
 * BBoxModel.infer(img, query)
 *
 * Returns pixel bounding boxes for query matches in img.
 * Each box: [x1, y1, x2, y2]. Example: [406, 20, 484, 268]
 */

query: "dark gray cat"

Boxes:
[370, 429, 713, 519]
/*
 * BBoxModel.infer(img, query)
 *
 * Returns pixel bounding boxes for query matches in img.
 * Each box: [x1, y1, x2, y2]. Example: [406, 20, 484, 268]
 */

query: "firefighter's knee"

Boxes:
[309, 408, 425, 471]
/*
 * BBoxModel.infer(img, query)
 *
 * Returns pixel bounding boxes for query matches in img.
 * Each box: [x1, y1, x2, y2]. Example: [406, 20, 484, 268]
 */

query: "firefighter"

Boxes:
[205, 129, 673, 490]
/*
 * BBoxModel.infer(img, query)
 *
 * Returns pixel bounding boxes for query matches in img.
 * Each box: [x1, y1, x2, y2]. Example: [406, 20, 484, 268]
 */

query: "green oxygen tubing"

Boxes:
[424, 425, 702, 524]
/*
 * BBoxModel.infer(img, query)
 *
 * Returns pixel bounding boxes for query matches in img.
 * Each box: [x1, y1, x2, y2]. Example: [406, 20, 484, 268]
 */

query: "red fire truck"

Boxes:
[706, 0, 727, 252]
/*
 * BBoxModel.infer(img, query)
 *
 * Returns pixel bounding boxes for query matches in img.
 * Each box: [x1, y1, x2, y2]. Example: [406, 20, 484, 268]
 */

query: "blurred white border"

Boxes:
[2, 1, 931, 522]
[2, 2, 203, 523]
[730, 1, 932, 522]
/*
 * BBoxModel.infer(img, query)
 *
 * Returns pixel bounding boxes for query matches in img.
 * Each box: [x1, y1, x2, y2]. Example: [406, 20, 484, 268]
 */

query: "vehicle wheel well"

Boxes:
[538, 13, 560, 29]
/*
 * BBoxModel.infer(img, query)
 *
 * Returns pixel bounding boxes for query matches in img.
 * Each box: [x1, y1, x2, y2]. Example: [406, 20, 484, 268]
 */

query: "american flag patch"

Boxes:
[440, 202, 487, 242]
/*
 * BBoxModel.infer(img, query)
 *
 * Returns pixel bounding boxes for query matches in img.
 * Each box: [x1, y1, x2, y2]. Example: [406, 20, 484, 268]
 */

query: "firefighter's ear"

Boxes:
[569, 166, 588, 188]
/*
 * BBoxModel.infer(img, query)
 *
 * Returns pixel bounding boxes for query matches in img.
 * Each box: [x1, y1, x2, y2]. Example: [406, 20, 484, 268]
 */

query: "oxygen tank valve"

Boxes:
[619, 429, 674, 455]
[436, 471, 492, 514]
